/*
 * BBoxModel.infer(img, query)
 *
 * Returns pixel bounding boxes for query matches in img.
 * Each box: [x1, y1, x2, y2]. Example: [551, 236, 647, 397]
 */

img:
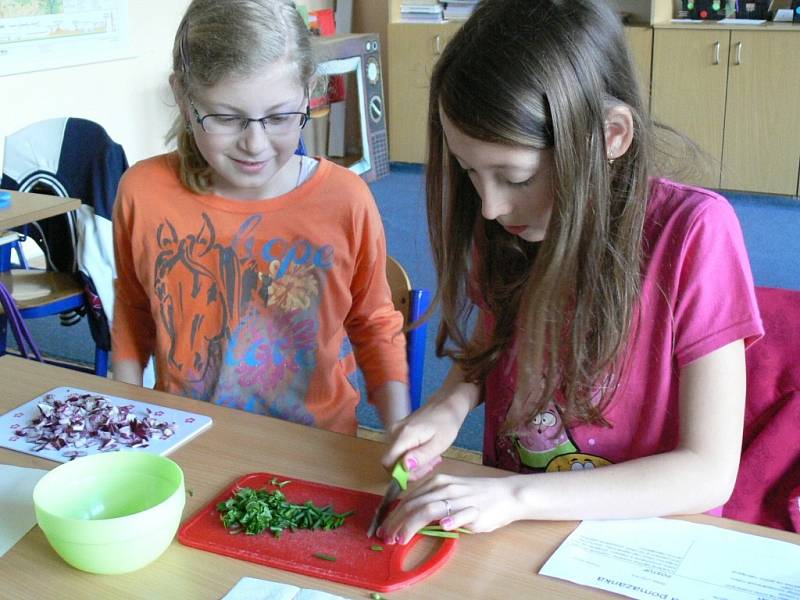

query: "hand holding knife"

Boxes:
[367, 461, 410, 538]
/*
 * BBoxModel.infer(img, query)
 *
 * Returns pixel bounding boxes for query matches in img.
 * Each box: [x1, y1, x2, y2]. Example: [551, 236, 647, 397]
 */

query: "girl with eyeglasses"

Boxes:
[111, 0, 410, 434]
[376, 0, 763, 544]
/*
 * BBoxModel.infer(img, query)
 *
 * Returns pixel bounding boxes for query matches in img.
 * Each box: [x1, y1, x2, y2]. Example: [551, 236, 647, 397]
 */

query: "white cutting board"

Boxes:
[0, 387, 213, 463]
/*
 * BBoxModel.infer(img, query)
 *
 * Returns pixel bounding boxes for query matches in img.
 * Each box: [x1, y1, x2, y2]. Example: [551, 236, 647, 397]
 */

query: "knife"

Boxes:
[367, 461, 409, 538]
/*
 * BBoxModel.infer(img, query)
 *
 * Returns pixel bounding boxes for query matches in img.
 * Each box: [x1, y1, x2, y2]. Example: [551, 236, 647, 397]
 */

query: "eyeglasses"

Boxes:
[189, 97, 310, 135]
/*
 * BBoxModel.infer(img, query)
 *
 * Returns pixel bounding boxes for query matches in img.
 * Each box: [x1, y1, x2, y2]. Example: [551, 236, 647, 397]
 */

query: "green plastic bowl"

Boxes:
[33, 451, 185, 575]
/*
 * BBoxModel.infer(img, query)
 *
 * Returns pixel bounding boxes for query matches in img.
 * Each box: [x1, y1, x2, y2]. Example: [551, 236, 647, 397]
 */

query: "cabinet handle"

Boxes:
[734, 41, 743, 65]
[713, 41, 720, 65]
[433, 34, 442, 55]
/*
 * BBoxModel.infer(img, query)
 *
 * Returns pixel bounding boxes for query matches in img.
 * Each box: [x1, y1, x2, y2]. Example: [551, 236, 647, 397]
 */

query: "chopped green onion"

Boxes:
[424, 524, 474, 534]
[216, 486, 353, 537]
[312, 552, 337, 562]
[370, 545, 384, 551]
[418, 527, 460, 539]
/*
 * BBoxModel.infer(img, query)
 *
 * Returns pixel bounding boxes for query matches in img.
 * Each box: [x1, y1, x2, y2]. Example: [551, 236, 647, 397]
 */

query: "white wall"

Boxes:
[0, 0, 338, 169]
[613, 1, 681, 23]
[304, 0, 336, 10]
[0, 1, 190, 168]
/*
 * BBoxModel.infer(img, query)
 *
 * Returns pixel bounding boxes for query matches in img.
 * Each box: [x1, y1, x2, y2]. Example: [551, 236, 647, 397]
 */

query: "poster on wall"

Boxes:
[0, 0, 133, 77]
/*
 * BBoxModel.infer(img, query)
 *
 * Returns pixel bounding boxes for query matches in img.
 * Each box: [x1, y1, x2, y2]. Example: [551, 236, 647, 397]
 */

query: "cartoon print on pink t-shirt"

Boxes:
[545, 452, 612, 472]
[512, 407, 578, 469]
[511, 404, 613, 472]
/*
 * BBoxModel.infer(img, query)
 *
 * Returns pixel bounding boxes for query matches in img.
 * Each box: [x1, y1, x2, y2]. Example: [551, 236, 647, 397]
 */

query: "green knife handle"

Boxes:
[392, 461, 409, 490]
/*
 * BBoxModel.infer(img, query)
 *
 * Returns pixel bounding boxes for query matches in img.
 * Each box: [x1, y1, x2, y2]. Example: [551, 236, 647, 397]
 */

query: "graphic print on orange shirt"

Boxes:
[154, 212, 333, 424]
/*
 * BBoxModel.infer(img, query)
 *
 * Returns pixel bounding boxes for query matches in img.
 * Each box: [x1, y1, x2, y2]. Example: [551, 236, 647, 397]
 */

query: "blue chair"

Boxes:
[722, 286, 800, 532]
[386, 255, 431, 411]
[0, 258, 100, 367]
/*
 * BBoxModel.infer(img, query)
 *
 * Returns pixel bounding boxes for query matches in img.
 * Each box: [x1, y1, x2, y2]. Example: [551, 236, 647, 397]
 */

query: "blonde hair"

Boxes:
[427, 0, 654, 430]
[167, 0, 315, 193]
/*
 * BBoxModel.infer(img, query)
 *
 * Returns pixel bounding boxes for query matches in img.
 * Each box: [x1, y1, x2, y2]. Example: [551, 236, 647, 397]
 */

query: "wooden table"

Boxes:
[2, 356, 798, 599]
[0, 189, 80, 231]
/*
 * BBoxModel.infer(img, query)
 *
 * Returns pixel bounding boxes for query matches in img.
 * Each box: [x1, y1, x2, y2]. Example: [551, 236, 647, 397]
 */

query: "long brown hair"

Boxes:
[426, 0, 653, 429]
[167, 0, 315, 194]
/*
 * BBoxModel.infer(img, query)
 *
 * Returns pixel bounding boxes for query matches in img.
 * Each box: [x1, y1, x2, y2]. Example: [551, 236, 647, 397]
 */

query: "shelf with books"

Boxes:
[390, 0, 482, 24]
[389, 1, 674, 27]
[385, 1, 658, 163]
[399, 2, 444, 23]
[441, 0, 478, 21]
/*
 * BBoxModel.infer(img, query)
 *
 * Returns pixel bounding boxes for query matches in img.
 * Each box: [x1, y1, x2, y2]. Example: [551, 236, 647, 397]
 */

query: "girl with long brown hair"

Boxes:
[377, 0, 763, 543]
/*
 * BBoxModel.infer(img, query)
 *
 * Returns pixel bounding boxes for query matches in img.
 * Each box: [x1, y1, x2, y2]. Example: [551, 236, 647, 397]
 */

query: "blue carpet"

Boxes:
[8, 166, 799, 454]
[722, 190, 800, 291]
[10, 312, 96, 365]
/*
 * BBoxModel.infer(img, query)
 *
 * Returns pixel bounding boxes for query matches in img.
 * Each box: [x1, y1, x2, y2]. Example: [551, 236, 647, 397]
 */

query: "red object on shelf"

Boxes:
[309, 8, 336, 36]
[327, 75, 347, 104]
[178, 472, 457, 593]
[309, 76, 347, 112]
[307, 8, 346, 110]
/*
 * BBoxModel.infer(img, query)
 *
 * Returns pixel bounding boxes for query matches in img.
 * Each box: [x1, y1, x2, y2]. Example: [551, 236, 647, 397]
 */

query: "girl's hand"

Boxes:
[382, 381, 477, 480]
[377, 473, 523, 544]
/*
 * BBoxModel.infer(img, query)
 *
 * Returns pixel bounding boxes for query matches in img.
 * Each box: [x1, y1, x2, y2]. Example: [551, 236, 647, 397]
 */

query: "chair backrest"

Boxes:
[722, 286, 800, 532]
[386, 255, 431, 411]
[1, 117, 128, 350]
[1, 117, 127, 273]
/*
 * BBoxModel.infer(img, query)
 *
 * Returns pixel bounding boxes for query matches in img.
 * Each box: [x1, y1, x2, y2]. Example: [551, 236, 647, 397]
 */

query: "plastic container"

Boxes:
[33, 451, 185, 574]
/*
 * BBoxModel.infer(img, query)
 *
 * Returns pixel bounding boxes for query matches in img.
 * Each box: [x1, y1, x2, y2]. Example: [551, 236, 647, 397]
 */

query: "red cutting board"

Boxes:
[178, 472, 456, 592]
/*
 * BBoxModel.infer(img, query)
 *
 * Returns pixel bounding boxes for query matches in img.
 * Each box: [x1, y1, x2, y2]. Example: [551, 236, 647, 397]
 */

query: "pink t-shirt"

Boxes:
[483, 178, 764, 472]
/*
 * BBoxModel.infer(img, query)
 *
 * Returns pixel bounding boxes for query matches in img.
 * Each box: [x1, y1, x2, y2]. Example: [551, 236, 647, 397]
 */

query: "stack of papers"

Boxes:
[401, 2, 444, 23]
[671, 18, 767, 25]
[720, 18, 767, 25]
[443, 0, 478, 20]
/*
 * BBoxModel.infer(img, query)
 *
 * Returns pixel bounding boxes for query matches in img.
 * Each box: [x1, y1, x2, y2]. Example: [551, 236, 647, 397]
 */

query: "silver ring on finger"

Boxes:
[442, 498, 452, 517]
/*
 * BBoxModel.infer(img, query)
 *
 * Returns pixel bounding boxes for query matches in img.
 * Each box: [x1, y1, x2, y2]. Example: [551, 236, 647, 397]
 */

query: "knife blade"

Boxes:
[366, 478, 402, 538]
[367, 462, 410, 538]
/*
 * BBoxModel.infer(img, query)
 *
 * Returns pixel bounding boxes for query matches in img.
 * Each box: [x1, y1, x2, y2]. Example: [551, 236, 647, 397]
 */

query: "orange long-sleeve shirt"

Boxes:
[112, 153, 407, 434]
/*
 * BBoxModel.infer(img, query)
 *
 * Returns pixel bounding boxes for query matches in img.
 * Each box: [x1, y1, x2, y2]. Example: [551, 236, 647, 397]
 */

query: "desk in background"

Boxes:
[0, 189, 80, 232]
[1, 356, 799, 599]
[0, 189, 80, 272]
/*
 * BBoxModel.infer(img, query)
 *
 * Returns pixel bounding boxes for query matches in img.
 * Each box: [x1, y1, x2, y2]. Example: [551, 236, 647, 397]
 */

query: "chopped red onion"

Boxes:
[15, 391, 177, 459]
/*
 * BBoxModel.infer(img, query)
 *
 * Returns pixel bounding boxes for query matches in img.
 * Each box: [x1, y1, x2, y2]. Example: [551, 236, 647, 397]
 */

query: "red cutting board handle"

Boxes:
[386, 531, 456, 590]
[179, 472, 457, 593]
